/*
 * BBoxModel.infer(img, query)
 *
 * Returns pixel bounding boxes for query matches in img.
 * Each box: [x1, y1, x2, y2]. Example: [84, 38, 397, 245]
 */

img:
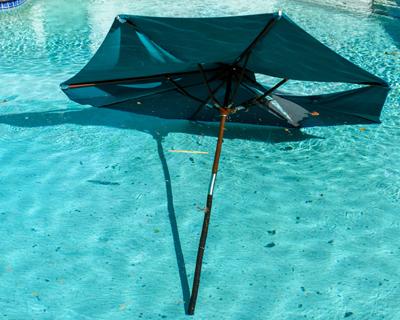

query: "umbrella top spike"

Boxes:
[116, 15, 126, 23]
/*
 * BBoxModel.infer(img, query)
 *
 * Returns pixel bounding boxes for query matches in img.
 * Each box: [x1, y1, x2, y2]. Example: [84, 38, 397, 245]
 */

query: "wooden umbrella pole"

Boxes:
[188, 107, 230, 315]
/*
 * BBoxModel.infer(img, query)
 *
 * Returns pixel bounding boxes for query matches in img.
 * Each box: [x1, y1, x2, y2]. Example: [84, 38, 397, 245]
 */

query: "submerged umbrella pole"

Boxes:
[188, 107, 230, 315]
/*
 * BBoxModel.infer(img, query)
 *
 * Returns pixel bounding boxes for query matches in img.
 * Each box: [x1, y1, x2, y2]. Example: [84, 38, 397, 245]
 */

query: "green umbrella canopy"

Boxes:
[61, 12, 389, 129]
[61, 12, 390, 315]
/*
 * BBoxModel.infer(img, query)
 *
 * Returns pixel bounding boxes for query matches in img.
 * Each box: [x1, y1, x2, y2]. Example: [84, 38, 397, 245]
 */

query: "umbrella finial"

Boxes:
[116, 15, 127, 23]
[278, 9, 283, 17]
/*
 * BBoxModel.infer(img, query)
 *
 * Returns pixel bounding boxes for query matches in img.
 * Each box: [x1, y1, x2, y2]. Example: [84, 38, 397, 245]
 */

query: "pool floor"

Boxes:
[0, 1, 399, 319]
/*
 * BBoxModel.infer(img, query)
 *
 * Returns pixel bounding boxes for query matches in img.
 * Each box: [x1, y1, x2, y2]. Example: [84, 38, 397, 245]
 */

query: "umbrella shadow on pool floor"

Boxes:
[0, 106, 322, 313]
[0, 106, 322, 142]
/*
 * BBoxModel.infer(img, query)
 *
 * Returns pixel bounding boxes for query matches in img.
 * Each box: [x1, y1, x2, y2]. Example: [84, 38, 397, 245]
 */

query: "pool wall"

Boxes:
[305, 0, 400, 18]
[374, 0, 400, 18]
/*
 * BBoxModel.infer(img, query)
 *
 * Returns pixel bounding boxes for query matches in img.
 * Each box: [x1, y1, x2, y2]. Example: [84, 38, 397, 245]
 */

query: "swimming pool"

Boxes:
[0, 1, 399, 319]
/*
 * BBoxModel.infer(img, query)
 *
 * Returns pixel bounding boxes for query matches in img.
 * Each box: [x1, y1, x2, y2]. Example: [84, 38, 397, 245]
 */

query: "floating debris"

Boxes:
[265, 242, 275, 248]
[384, 51, 399, 55]
[32, 291, 40, 301]
[344, 311, 353, 318]
[267, 230, 276, 235]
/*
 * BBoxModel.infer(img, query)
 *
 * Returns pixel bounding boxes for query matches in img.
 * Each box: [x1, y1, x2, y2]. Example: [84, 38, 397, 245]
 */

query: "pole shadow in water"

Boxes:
[155, 134, 191, 313]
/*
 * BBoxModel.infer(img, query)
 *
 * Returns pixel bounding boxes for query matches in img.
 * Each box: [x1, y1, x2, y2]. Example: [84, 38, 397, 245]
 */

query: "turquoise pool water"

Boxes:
[0, 1, 399, 319]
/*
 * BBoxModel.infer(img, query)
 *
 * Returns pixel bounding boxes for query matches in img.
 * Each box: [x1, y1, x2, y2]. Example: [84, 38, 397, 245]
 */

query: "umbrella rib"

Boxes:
[240, 78, 381, 125]
[236, 75, 262, 96]
[166, 77, 204, 103]
[93, 80, 208, 110]
[228, 13, 281, 106]
[242, 72, 264, 87]
[189, 81, 227, 120]
[90, 71, 229, 112]
[171, 66, 233, 109]
[249, 78, 289, 105]
[66, 67, 221, 89]
[242, 73, 288, 99]
[233, 13, 281, 65]
[189, 66, 233, 120]
[235, 76, 291, 123]
[77, 67, 231, 111]
[198, 64, 222, 107]
[232, 73, 287, 107]
[229, 53, 251, 105]
[165, 66, 234, 105]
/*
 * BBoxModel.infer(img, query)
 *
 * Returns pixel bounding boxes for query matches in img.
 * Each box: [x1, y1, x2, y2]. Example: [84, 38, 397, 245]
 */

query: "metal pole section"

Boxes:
[188, 108, 229, 315]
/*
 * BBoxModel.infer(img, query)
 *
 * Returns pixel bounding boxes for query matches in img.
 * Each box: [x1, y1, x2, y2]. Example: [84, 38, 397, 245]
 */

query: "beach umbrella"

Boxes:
[60, 11, 389, 314]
